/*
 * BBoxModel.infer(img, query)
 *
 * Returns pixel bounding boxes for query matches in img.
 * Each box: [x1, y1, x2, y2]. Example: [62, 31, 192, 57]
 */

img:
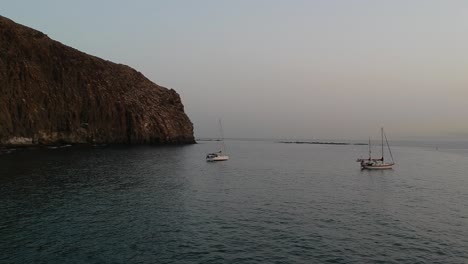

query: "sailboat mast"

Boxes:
[219, 119, 226, 154]
[381, 127, 384, 161]
[368, 137, 371, 160]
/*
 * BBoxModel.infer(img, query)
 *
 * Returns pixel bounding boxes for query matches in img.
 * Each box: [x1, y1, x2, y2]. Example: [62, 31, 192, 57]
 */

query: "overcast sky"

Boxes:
[3, 0, 468, 140]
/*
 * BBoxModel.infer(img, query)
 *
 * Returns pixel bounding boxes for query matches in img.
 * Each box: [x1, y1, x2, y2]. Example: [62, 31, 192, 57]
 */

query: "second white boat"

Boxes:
[357, 127, 395, 170]
[206, 119, 229, 162]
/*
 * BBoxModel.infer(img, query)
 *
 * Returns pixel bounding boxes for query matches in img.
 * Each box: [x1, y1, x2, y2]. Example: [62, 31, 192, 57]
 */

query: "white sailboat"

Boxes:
[206, 119, 229, 162]
[357, 127, 395, 170]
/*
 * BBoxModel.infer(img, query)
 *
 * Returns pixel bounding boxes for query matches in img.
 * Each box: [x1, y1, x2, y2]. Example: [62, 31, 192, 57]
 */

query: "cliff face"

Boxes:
[0, 16, 195, 146]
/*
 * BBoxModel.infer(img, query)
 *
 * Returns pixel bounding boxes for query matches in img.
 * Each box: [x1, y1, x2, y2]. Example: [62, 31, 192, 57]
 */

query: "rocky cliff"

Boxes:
[0, 16, 195, 146]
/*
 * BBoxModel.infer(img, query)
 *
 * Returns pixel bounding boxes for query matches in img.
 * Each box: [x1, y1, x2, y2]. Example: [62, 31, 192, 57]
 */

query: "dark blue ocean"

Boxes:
[1, 140, 467, 263]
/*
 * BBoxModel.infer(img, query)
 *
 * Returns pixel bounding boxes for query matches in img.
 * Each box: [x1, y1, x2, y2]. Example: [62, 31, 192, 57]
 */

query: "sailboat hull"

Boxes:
[206, 155, 229, 162]
[361, 163, 394, 170]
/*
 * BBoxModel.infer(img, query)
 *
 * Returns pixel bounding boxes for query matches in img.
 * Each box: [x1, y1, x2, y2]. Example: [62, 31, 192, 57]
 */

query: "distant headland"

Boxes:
[0, 16, 195, 147]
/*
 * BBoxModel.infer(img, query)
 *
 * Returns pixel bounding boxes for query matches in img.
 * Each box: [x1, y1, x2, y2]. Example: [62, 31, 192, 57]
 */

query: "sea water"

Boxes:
[1, 140, 467, 263]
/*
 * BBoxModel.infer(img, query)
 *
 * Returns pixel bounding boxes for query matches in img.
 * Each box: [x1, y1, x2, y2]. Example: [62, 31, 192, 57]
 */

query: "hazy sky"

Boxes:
[3, 0, 468, 139]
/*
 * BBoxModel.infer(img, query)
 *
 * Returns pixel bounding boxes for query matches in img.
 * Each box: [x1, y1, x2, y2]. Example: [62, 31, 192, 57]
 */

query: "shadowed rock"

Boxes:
[0, 16, 195, 146]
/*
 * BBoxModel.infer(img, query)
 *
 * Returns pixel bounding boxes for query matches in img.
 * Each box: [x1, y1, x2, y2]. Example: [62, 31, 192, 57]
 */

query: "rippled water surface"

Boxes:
[1, 141, 467, 263]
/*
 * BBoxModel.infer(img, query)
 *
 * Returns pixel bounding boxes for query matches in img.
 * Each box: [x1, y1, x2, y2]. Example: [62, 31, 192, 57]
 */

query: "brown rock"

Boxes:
[0, 16, 195, 146]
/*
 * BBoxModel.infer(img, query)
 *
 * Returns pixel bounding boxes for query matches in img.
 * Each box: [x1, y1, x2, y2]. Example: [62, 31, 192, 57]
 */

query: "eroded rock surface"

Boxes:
[0, 16, 195, 146]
